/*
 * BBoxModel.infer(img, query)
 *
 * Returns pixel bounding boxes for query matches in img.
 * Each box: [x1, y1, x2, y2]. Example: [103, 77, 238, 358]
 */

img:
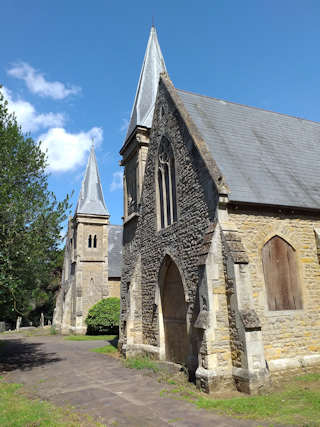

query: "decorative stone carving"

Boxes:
[198, 222, 217, 265]
[224, 232, 249, 264]
[239, 309, 261, 331]
[194, 310, 210, 329]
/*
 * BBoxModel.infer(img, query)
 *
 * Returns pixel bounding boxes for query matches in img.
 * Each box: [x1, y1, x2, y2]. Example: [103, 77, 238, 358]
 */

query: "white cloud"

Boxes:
[120, 117, 129, 134]
[110, 171, 123, 191]
[8, 62, 81, 100]
[39, 127, 103, 172]
[1, 86, 65, 133]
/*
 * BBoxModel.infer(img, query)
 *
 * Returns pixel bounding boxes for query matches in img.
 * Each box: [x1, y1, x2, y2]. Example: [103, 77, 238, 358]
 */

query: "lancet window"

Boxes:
[262, 236, 302, 310]
[126, 164, 137, 216]
[93, 235, 97, 248]
[158, 137, 177, 229]
[88, 235, 92, 248]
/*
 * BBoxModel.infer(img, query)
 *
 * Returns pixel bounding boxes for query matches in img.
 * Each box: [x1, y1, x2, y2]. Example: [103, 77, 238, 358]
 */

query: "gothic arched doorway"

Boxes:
[159, 257, 188, 365]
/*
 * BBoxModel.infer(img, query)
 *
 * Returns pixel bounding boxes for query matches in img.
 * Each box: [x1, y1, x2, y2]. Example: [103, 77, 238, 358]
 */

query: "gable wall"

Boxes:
[121, 80, 234, 371]
[141, 81, 217, 344]
[122, 83, 217, 345]
[228, 205, 320, 367]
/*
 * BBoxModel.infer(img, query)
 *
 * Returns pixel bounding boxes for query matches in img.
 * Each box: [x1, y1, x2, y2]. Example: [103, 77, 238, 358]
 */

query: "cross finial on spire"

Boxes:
[91, 137, 95, 149]
[152, 16, 155, 28]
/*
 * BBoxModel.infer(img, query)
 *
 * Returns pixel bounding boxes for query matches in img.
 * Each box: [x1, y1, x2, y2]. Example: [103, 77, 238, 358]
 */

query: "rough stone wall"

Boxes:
[121, 79, 222, 365]
[228, 205, 320, 366]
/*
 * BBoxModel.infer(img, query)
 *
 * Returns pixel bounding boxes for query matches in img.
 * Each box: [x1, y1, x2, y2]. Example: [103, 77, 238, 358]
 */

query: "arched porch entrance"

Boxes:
[159, 257, 189, 365]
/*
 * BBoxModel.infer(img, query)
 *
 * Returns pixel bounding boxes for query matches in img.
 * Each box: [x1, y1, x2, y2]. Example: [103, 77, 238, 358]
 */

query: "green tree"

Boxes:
[0, 88, 71, 326]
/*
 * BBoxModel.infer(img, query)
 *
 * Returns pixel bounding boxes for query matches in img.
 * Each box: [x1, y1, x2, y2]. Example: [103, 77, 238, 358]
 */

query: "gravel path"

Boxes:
[0, 335, 262, 426]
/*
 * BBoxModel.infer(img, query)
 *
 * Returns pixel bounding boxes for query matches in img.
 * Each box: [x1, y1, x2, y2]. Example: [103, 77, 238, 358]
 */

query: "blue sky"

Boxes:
[1, 1, 320, 227]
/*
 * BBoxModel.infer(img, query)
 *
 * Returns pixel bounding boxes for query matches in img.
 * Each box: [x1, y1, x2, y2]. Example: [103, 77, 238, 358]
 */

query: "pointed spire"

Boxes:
[76, 145, 109, 216]
[125, 26, 167, 140]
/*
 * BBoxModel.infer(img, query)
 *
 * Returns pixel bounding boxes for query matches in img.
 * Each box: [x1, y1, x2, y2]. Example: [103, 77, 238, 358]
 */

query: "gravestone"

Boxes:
[40, 312, 44, 328]
[16, 316, 22, 331]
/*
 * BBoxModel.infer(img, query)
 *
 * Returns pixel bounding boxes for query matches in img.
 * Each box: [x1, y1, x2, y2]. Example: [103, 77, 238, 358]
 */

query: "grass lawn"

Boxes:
[86, 335, 119, 355]
[90, 345, 118, 354]
[161, 372, 320, 426]
[64, 335, 117, 341]
[0, 379, 103, 426]
[124, 356, 160, 373]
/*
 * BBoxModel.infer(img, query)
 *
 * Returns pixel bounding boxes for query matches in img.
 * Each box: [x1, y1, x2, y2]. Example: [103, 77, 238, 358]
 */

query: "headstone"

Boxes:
[48, 320, 51, 326]
[40, 312, 44, 328]
[16, 316, 22, 331]
[0, 321, 6, 332]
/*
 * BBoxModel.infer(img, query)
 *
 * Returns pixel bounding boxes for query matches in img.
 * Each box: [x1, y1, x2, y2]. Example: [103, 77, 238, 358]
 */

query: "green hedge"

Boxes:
[85, 298, 120, 335]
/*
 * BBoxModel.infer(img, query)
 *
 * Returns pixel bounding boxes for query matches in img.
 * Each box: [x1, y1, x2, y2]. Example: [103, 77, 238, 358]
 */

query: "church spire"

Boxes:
[76, 145, 109, 216]
[125, 26, 167, 140]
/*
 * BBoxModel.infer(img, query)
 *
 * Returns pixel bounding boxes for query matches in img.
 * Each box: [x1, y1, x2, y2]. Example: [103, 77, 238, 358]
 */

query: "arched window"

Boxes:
[93, 235, 97, 248]
[158, 138, 177, 228]
[262, 236, 302, 310]
[88, 235, 92, 248]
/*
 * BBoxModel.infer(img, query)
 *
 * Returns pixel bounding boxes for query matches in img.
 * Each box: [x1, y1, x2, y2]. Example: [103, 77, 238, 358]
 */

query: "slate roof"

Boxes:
[126, 26, 167, 140]
[177, 89, 320, 210]
[76, 145, 109, 216]
[108, 225, 122, 278]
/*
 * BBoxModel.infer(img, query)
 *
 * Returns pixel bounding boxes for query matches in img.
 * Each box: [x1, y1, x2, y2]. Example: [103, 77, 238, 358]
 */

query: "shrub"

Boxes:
[85, 298, 120, 335]
[50, 326, 57, 335]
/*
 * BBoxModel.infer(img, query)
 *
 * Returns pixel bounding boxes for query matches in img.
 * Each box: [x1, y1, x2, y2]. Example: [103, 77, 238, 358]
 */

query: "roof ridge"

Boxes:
[176, 88, 320, 126]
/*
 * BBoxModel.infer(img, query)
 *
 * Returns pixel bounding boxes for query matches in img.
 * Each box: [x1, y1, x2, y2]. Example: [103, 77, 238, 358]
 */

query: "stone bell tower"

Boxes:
[54, 145, 110, 334]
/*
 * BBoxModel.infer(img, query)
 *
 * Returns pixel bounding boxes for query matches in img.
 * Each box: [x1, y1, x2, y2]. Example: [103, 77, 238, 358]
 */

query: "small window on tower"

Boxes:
[88, 235, 92, 248]
[93, 235, 97, 248]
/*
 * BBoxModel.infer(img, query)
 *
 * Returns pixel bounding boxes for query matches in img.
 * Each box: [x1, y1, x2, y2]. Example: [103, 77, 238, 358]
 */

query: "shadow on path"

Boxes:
[0, 339, 63, 373]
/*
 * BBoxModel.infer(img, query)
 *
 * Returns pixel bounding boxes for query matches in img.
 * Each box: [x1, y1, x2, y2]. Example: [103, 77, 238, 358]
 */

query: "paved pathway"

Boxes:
[0, 335, 263, 426]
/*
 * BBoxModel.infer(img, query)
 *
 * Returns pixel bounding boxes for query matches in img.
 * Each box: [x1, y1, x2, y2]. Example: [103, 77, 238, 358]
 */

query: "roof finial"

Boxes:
[152, 16, 155, 28]
[91, 137, 95, 150]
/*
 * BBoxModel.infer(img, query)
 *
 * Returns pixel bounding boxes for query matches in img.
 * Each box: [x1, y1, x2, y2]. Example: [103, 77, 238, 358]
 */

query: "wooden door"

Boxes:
[161, 261, 189, 365]
[262, 236, 302, 310]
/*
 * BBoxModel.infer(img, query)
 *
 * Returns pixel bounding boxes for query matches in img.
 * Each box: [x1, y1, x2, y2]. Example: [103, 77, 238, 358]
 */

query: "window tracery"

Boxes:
[158, 137, 177, 228]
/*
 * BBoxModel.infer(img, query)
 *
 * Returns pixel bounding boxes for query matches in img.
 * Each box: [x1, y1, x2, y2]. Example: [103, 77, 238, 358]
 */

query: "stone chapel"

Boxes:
[119, 26, 320, 394]
[53, 146, 122, 334]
